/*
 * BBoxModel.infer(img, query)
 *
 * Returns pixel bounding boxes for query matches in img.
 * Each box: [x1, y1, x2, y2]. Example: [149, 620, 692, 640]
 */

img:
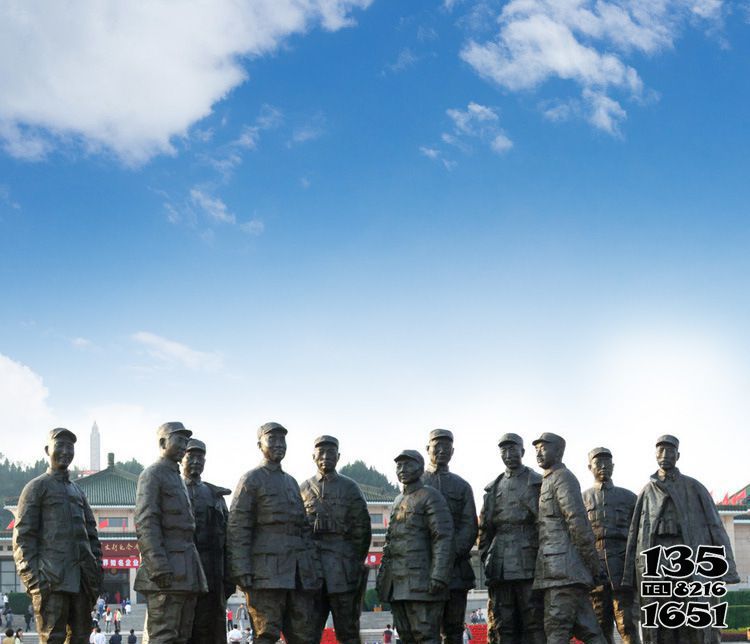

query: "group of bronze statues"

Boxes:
[11, 424, 740, 644]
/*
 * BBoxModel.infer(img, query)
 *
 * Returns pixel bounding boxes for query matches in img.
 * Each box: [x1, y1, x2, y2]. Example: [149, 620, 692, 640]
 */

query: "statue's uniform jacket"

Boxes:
[188, 480, 232, 594]
[534, 463, 600, 590]
[13, 468, 102, 598]
[582, 481, 635, 589]
[377, 479, 455, 602]
[479, 465, 541, 583]
[299, 471, 371, 594]
[422, 467, 478, 591]
[134, 457, 208, 594]
[227, 460, 322, 590]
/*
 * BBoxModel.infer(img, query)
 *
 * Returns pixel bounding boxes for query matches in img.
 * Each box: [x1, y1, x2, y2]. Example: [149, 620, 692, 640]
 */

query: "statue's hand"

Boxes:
[153, 572, 173, 588]
[429, 579, 447, 594]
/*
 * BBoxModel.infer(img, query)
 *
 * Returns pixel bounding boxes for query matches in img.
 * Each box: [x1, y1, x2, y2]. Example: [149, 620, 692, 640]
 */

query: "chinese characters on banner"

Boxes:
[101, 540, 140, 569]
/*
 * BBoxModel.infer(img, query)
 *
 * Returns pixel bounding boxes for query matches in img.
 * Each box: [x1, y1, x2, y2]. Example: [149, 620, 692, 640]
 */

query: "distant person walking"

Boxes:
[127, 629, 137, 644]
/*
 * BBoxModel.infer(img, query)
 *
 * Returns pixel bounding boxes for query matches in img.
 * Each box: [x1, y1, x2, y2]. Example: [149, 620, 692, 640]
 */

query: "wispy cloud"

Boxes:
[189, 189, 236, 224]
[383, 48, 420, 74]
[287, 113, 325, 147]
[71, 337, 93, 349]
[0, 184, 21, 210]
[132, 332, 223, 372]
[239, 219, 265, 236]
[458, 0, 726, 135]
[0, 2, 373, 165]
[421, 102, 513, 169]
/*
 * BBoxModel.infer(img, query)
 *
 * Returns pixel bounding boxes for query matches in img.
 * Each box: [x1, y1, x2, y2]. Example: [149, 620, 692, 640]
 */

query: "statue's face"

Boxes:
[313, 443, 340, 474]
[162, 432, 189, 463]
[426, 438, 454, 467]
[500, 443, 524, 471]
[656, 444, 679, 471]
[259, 431, 287, 463]
[535, 441, 561, 469]
[46, 438, 75, 471]
[396, 458, 423, 485]
[182, 449, 205, 479]
[589, 455, 613, 482]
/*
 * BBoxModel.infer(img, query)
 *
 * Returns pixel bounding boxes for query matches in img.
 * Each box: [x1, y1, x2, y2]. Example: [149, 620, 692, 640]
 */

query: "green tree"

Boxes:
[116, 458, 144, 475]
[340, 460, 399, 496]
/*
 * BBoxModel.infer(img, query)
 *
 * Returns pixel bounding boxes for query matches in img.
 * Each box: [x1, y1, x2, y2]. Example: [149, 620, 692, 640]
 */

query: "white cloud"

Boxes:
[490, 132, 514, 153]
[383, 48, 420, 74]
[459, 0, 725, 134]
[240, 219, 265, 235]
[0, 184, 21, 210]
[0, 353, 55, 447]
[189, 188, 236, 224]
[71, 337, 93, 349]
[0, 1, 373, 164]
[419, 146, 441, 160]
[583, 88, 627, 135]
[132, 332, 223, 372]
[445, 102, 513, 155]
[300, 176, 312, 189]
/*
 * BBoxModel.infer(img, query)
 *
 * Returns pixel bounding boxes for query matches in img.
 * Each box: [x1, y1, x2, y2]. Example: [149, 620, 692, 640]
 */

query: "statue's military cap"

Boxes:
[314, 435, 339, 448]
[428, 428, 454, 442]
[394, 449, 424, 467]
[532, 432, 566, 450]
[157, 421, 192, 439]
[257, 421, 288, 439]
[49, 427, 77, 443]
[186, 438, 206, 452]
[656, 434, 679, 449]
[588, 446, 612, 461]
[498, 432, 523, 447]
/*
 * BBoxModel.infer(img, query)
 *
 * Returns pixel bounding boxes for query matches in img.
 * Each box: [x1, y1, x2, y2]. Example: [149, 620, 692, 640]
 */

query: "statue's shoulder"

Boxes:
[19, 471, 51, 498]
[525, 467, 543, 485]
[337, 473, 364, 494]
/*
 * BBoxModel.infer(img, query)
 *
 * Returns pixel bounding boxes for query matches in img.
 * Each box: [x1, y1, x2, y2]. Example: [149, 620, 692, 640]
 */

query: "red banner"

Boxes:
[103, 556, 139, 569]
[364, 552, 382, 567]
[101, 541, 140, 568]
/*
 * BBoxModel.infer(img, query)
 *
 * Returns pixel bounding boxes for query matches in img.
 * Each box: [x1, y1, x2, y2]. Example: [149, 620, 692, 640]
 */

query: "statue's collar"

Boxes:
[46, 467, 70, 482]
[261, 459, 282, 472]
[403, 479, 424, 494]
[656, 467, 680, 482]
[316, 470, 338, 482]
[427, 464, 449, 474]
[594, 479, 613, 490]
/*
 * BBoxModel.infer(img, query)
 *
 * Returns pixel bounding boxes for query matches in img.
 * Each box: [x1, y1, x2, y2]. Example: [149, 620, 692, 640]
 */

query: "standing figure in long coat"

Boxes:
[623, 435, 739, 644]
[377, 450, 455, 644]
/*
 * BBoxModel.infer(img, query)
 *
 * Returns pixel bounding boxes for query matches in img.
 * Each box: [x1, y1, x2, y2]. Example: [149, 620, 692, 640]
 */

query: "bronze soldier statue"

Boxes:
[13, 428, 103, 644]
[300, 435, 372, 644]
[227, 422, 322, 644]
[583, 447, 640, 644]
[478, 433, 545, 644]
[623, 435, 740, 644]
[422, 429, 478, 644]
[135, 422, 207, 644]
[376, 450, 455, 644]
[532, 433, 607, 644]
[182, 438, 233, 644]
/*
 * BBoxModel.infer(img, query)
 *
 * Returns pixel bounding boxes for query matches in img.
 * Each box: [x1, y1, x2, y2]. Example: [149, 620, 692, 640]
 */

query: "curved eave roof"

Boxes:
[75, 466, 138, 507]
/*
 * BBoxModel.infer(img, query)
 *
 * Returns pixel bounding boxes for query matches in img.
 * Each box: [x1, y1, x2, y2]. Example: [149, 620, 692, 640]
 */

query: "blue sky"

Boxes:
[2, 0, 750, 501]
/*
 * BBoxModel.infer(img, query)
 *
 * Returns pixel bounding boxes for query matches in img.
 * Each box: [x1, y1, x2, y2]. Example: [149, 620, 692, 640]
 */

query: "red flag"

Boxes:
[5, 518, 14, 530]
[98, 518, 110, 528]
